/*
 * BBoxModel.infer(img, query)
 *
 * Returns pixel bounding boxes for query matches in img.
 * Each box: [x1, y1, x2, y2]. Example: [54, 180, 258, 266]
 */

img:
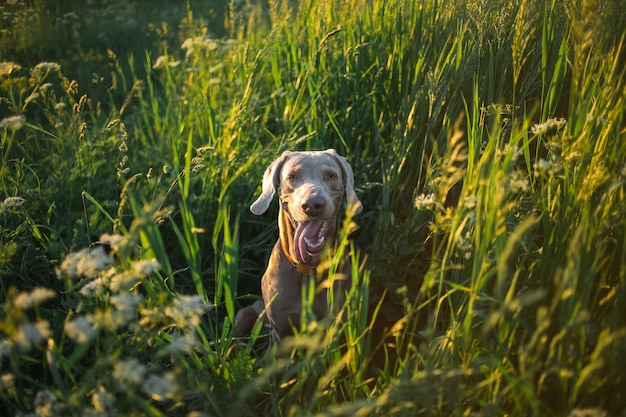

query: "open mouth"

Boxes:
[293, 219, 331, 264]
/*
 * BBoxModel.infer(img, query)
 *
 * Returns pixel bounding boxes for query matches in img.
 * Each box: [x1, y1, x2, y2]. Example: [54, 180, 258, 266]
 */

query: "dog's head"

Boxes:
[250, 149, 362, 216]
[250, 149, 362, 264]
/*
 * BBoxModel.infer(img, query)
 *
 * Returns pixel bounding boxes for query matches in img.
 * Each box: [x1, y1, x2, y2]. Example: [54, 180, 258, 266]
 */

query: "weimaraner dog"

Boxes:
[235, 149, 362, 343]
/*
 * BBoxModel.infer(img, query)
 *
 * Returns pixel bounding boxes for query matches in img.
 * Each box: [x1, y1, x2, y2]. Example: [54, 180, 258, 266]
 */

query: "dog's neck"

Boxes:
[278, 207, 338, 276]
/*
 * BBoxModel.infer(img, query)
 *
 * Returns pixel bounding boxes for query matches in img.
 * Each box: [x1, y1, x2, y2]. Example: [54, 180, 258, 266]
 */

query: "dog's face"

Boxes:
[278, 152, 345, 221]
[250, 149, 362, 264]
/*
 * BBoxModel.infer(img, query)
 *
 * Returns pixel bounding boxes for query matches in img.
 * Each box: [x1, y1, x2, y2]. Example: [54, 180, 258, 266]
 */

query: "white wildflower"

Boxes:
[182, 36, 223, 58]
[1, 196, 25, 212]
[32, 62, 61, 81]
[497, 143, 522, 159]
[153, 55, 167, 69]
[54, 102, 66, 111]
[0, 115, 26, 130]
[113, 358, 146, 385]
[202, 37, 220, 50]
[0, 62, 22, 76]
[79, 276, 108, 296]
[99, 233, 128, 253]
[13, 287, 56, 310]
[110, 293, 144, 312]
[508, 170, 530, 193]
[64, 316, 96, 343]
[181, 38, 194, 50]
[414, 193, 438, 210]
[132, 259, 160, 276]
[530, 117, 567, 136]
[14, 321, 51, 351]
[534, 157, 562, 178]
[164, 333, 199, 355]
[142, 373, 176, 401]
[139, 306, 161, 327]
[74, 247, 112, 278]
[535, 158, 552, 173]
[91, 309, 130, 332]
[164, 295, 212, 328]
[34, 62, 61, 72]
[57, 246, 113, 279]
[108, 270, 138, 292]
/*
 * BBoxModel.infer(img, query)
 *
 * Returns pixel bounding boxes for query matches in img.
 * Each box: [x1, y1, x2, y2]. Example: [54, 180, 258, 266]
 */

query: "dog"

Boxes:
[235, 149, 362, 343]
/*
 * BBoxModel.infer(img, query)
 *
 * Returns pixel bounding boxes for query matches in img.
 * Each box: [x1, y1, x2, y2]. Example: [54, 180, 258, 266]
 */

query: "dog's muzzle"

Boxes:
[293, 218, 331, 264]
[281, 194, 339, 265]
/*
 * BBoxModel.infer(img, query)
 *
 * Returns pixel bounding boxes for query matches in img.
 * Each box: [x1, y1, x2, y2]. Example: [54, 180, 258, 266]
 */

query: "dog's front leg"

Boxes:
[234, 299, 265, 337]
[262, 243, 306, 341]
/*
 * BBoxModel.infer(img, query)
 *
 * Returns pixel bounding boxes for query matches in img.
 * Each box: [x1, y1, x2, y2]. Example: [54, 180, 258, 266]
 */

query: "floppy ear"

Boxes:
[250, 152, 290, 215]
[326, 149, 363, 215]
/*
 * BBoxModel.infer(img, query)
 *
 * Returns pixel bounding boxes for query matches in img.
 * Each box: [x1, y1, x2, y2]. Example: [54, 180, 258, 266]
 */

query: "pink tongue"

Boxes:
[294, 220, 324, 264]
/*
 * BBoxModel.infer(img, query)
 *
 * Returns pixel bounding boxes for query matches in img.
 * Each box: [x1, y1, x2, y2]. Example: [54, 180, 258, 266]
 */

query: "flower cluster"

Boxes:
[1, 196, 25, 214]
[13, 287, 55, 310]
[0, 115, 26, 131]
[163, 294, 212, 328]
[152, 55, 181, 69]
[0, 61, 22, 76]
[0, 287, 58, 357]
[31, 61, 61, 79]
[57, 245, 113, 280]
[507, 169, 530, 194]
[530, 117, 567, 136]
[180, 36, 235, 58]
[414, 193, 440, 210]
[14, 230, 215, 412]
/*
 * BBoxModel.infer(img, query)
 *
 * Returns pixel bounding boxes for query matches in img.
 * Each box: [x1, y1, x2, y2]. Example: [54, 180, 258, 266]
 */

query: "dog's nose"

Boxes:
[302, 196, 325, 217]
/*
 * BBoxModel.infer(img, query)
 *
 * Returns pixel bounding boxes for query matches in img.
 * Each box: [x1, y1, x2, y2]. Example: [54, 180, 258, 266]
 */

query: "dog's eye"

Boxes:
[325, 172, 338, 180]
[286, 173, 297, 181]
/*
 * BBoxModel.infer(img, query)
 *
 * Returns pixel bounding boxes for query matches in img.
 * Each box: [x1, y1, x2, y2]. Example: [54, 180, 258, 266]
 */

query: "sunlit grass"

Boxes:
[1, 0, 625, 415]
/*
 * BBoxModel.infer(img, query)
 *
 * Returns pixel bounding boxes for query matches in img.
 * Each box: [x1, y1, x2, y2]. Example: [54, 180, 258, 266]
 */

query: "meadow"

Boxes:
[1, 0, 625, 415]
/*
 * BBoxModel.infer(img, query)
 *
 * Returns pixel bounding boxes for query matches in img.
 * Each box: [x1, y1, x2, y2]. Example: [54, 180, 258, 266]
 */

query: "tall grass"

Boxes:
[1, 0, 625, 415]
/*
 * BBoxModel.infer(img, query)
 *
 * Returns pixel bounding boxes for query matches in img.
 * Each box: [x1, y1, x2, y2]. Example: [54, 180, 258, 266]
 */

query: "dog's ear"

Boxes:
[250, 152, 290, 215]
[326, 149, 363, 215]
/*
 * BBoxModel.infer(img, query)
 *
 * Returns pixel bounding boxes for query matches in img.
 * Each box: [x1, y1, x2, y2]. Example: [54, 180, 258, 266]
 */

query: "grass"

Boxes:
[1, 0, 625, 415]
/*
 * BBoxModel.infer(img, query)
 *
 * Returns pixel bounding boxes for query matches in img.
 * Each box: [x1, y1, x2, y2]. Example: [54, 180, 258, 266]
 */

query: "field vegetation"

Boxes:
[1, 0, 625, 415]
